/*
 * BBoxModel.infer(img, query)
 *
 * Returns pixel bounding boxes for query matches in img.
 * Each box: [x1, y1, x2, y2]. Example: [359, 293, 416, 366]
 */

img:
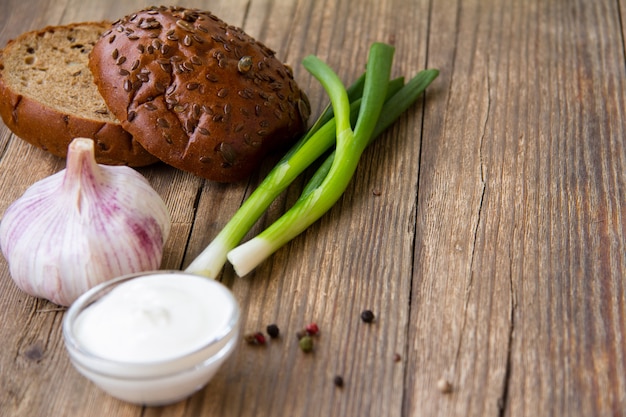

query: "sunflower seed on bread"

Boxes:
[0, 22, 158, 166]
[89, 6, 310, 182]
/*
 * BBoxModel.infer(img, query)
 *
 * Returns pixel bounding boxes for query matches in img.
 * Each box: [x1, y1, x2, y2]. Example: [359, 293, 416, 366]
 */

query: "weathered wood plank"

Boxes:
[409, 0, 626, 416]
[505, 1, 626, 415]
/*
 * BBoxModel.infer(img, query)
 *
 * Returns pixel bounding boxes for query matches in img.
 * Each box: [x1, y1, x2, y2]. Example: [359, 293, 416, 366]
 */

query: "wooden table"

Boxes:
[1, 0, 625, 416]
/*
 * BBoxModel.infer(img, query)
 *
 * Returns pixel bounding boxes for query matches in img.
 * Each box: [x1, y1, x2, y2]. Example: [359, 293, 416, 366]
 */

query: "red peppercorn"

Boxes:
[305, 322, 319, 336]
[244, 332, 267, 345]
[254, 332, 267, 345]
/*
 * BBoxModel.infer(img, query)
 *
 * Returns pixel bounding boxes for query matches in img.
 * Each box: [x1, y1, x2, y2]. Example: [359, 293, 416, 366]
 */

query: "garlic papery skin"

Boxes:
[0, 138, 171, 306]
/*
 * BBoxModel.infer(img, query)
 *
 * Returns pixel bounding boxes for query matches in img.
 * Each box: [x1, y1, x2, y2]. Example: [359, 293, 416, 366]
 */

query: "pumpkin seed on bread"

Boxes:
[0, 22, 158, 167]
[89, 6, 310, 182]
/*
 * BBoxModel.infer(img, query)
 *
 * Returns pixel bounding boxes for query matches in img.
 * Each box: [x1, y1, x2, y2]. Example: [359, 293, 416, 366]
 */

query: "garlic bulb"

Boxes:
[0, 138, 171, 306]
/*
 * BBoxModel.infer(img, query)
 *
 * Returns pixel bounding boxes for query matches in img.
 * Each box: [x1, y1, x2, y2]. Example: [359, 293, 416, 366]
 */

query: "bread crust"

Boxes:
[89, 6, 310, 182]
[0, 22, 158, 166]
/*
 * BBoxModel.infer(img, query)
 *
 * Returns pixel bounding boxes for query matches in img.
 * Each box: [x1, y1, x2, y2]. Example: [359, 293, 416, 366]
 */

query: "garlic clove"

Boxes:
[0, 138, 171, 306]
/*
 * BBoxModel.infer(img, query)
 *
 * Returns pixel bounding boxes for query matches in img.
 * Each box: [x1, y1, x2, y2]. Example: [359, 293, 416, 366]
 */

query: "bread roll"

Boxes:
[89, 6, 310, 182]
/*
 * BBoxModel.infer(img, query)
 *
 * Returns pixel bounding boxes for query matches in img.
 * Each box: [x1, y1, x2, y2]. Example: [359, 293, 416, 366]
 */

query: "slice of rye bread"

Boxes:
[0, 22, 158, 166]
[89, 6, 310, 182]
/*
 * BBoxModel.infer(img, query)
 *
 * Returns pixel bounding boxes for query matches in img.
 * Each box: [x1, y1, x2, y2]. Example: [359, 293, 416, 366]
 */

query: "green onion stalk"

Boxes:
[185, 42, 438, 278]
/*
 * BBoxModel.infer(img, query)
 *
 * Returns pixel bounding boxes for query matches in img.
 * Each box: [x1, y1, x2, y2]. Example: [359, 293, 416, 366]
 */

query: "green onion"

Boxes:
[299, 69, 438, 199]
[185, 43, 438, 278]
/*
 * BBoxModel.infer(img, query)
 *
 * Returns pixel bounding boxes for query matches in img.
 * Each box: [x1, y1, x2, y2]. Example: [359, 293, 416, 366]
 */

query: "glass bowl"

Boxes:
[62, 271, 240, 406]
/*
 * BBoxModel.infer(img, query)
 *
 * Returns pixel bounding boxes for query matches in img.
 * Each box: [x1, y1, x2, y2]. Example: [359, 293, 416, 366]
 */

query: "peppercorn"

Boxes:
[305, 322, 320, 336]
[267, 324, 280, 338]
[255, 332, 266, 344]
[333, 375, 344, 388]
[244, 332, 266, 345]
[299, 335, 314, 353]
[361, 309, 375, 323]
[437, 378, 453, 394]
[296, 329, 308, 340]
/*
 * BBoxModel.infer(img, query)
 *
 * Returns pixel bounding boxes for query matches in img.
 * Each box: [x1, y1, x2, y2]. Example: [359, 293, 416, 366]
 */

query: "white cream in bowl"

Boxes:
[63, 271, 240, 406]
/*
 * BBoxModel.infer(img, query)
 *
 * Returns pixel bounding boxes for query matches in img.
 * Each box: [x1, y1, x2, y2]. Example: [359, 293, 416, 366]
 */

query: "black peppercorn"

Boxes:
[267, 324, 280, 338]
[361, 309, 375, 323]
[333, 375, 344, 388]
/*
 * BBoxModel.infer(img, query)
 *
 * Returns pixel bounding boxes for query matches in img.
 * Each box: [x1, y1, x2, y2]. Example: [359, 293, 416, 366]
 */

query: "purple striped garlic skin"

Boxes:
[0, 138, 171, 306]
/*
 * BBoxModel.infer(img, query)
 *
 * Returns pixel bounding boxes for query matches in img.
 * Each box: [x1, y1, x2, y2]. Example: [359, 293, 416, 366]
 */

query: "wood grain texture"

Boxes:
[410, 0, 626, 416]
[0, 0, 625, 416]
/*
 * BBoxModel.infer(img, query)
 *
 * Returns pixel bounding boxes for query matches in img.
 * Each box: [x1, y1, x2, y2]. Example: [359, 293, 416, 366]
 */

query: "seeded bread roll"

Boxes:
[0, 22, 158, 166]
[89, 6, 310, 182]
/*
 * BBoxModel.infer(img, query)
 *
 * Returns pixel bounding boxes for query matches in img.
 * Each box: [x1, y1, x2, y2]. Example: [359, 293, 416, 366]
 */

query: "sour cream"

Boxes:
[74, 273, 235, 362]
[64, 271, 240, 405]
